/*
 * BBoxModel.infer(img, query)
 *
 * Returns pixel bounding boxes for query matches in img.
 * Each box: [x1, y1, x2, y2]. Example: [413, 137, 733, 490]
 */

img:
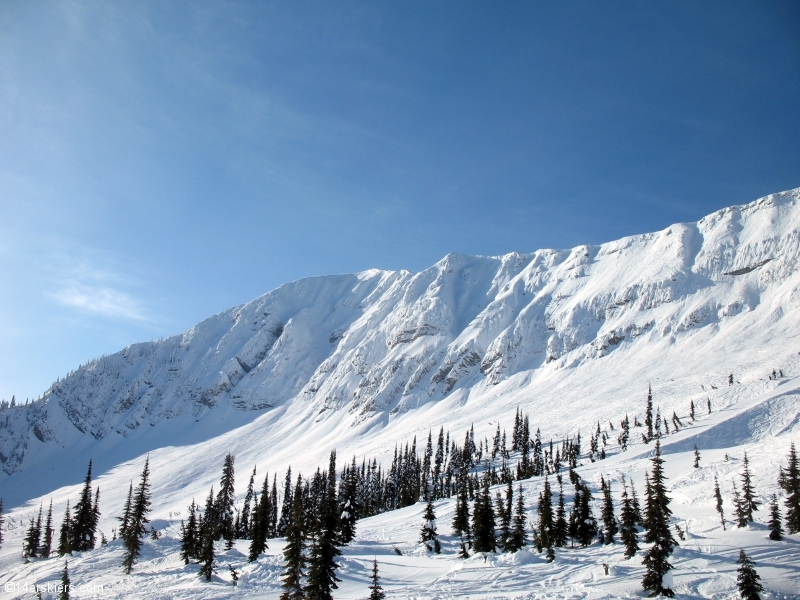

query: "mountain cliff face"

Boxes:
[2, 188, 799, 489]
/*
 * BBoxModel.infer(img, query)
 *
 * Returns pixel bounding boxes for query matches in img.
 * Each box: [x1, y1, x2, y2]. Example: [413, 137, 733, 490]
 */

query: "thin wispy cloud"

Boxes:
[52, 281, 150, 322]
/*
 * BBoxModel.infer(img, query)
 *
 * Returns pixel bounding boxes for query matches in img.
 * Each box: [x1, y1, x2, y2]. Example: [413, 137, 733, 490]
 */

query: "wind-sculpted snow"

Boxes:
[2, 188, 800, 496]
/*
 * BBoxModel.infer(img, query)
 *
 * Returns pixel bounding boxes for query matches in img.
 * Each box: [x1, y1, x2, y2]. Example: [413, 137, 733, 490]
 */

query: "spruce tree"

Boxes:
[645, 385, 654, 442]
[601, 478, 617, 544]
[498, 482, 512, 551]
[620, 477, 639, 559]
[280, 477, 306, 599]
[277, 467, 294, 536]
[472, 477, 496, 553]
[40, 499, 54, 558]
[339, 457, 359, 544]
[60, 560, 70, 600]
[576, 483, 597, 546]
[641, 441, 677, 597]
[71, 460, 96, 551]
[249, 474, 272, 562]
[58, 500, 72, 556]
[778, 442, 800, 533]
[215, 453, 236, 548]
[768, 494, 783, 541]
[554, 484, 567, 547]
[368, 558, 385, 600]
[198, 487, 217, 581]
[508, 484, 527, 551]
[733, 482, 748, 528]
[305, 450, 342, 600]
[180, 500, 200, 564]
[451, 483, 471, 543]
[23, 506, 42, 559]
[240, 466, 257, 539]
[693, 445, 700, 468]
[420, 500, 440, 553]
[736, 549, 763, 600]
[117, 483, 133, 542]
[122, 456, 152, 574]
[739, 453, 759, 522]
[689, 399, 695, 421]
[537, 478, 554, 556]
[714, 476, 726, 530]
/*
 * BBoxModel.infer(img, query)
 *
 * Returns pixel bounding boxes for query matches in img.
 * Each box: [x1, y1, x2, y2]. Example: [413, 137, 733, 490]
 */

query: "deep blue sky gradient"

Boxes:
[1, 1, 798, 401]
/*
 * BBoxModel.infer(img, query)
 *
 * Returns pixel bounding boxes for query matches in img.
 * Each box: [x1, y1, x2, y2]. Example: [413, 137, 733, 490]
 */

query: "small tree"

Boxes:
[122, 457, 152, 574]
[736, 549, 763, 600]
[215, 453, 236, 549]
[369, 558, 385, 600]
[60, 560, 70, 600]
[198, 488, 217, 581]
[713, 477, 726, 530]
[693, 445, 700, 468]
[601, 478, 617, 544]
[280, 477, 307, 600]
[58, 500, 72, 556]
[420, 500, 440, 553]
[733, 482, 748, 528]
[180, 500, 200, 564]
[778, 442, 800, 533]
[641, 441, 677, 598]
[507, 484, 528, 552]
[40, 500, 54, 558]
[619, 477, 639, 559]
[740, 453, 759, 522]
[768, 494, 783, 541]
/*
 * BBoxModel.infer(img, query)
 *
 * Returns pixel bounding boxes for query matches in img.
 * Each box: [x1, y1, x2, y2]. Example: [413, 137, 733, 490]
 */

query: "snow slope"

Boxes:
[0, 187, 799, 598]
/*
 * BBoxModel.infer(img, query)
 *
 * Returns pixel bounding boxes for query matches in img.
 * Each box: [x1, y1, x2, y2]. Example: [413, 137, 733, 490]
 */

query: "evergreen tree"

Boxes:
[778, 442, 800, 533]
[641, 441, 677, 598]
[575, 483, 597, 546]
[498, 483, 512, 551]
[117, 483, 133, 542]
[280, 477, 307, 599]
[180, 500, 200, 564]
[249, 474, 272, 562]
[508, 484, 527, 551]
[60, 560, 70, 600]
[601, 478, 617, 544]
[58, 500, 72, 556]
[739, 453, 759, 522]
[554, 484, 567, 548]
[471, 477, 496, 553]
[122, 456, 152, 574]
[693, 445, 700, 468]
[368, 558, 385, 600]
[240, 465, 257, 539]
[0, 498, 4, 551]
[277, 467, 294, 536]
[339, 456, 359, 544]
[198, 487, 217, 581]
[420, 500, 440, 553]
[736, 549, 764, 600]
[40, 499, 54, 558]
[631, 480, 643, 526]
[452, 483, 471, 543]
[645, 385, 654, 442]
[733, 482, 748, 528]
[215, 453, 236, 548]
[537, 478, 554, 556]
[619, 477, 639, 559]
[714, 476, 726, 530]
[71, 460, 97, 552]
[768, 494, 783, 541]
[305, 450, 342, 600]
[23, 506, 42, 558]
[689, 400, 695, 421]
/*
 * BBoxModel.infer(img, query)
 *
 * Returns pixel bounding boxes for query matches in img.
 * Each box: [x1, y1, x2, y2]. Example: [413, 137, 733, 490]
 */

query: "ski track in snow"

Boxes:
[1, 188, 800, 598]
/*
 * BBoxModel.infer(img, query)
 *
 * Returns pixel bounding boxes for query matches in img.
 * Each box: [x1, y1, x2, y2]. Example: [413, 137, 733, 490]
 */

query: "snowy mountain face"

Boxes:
[1, 188, 800, 599]
[2, 189, 800, 504]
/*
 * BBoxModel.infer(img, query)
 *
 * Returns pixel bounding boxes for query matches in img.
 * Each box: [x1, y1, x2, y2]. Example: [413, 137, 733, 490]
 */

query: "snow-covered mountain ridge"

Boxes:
[2, 187, 800, 508]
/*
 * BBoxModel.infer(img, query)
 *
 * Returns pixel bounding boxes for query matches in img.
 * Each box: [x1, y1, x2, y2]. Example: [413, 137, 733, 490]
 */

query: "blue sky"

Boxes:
[1, 1, 798, 402]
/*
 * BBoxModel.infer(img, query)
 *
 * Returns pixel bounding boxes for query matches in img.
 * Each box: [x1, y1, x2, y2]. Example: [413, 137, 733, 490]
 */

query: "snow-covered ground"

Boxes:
[1, 187, 799, 598]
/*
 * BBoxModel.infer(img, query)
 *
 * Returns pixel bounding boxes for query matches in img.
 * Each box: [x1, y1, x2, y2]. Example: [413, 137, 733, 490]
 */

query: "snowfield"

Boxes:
[1, 187, 800, 598]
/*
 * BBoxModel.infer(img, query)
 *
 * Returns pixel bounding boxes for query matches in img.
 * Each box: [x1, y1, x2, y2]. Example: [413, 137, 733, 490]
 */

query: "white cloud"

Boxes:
[52, 281, 150, 322]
